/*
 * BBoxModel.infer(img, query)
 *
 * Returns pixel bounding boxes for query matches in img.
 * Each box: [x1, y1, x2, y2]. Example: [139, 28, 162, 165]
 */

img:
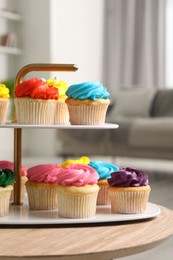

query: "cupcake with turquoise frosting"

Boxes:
[46, 78, 69, 125]
[0, 84, 10, 124]
[89, 160, 119, 205]
[65, 81, 110, 125]
[0, 168, 15, 216]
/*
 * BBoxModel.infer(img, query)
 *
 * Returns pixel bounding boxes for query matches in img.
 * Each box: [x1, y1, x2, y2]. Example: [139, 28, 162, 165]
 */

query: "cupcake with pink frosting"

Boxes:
[56, 164, 99, 218]
[26, 164, 62, 210]
[0, 160, 27, 202]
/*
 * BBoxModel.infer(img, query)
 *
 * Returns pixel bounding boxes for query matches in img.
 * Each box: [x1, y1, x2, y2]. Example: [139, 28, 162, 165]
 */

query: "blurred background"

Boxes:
[0, 0, 173, 160]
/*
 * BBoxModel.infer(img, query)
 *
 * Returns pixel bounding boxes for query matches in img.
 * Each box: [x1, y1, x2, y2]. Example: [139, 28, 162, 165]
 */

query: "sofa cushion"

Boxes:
[151, 89, 173, 117]
[129, 118, 173, 148]
[108, 88, 156, 120]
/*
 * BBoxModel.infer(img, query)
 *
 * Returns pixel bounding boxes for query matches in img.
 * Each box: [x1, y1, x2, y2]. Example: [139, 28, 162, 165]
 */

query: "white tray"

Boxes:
[0, 202, 160, 226]
[0, 122, 119, 129]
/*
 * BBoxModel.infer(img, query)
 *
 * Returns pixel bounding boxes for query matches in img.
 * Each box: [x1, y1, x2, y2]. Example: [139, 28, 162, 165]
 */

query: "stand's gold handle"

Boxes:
[15, 63, 78, 85]
[13, 63, 78, 205]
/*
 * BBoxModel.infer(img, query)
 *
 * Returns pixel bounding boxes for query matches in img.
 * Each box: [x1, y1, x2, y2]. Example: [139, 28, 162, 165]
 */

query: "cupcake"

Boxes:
[56, 164, 99, 218]
[26, 164, 62, 210]
[89, 160, 119, 205]
[65, 81, 110, 125]
[0, 84, 10, 124]
[0, 168, 15, 216]
[61, 156, 90, 168]
[108, 167, 151, 214]
[0, 160, 27, 202]
[46, 78, 69, 125]
[14, 78, 58, 124]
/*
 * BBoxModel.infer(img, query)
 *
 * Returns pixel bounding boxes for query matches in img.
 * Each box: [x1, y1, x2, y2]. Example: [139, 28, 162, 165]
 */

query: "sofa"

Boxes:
[57, 88, 173, 160]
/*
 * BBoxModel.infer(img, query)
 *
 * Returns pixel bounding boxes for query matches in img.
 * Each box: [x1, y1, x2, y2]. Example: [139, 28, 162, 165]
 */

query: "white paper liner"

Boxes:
[97, 184, 111, 205]
[14, 99, 56, 124]
[109, 189, 150, 214]
[54, 103, 69, 125]
[0, 99, 9, 124]
[57, 192, 98, 218]
[0, 186, 13, 216]
[26, 185, 58, 210]
[67, 104, 109, 125]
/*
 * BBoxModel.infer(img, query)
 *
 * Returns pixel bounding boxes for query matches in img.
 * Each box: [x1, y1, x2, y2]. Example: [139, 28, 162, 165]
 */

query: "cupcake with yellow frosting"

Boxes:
[56, 164, 99, 218]
[46, 78, 69, 125]
[108, 167, 151, 214]
[61, 156, 90, 169]
[0, 168, 15, 216]
[65, 81, 110, 125]
[0, 84, 10, 124]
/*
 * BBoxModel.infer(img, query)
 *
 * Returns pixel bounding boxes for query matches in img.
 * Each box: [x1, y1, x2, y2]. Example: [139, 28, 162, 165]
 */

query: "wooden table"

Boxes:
[0, 205, 173, 260]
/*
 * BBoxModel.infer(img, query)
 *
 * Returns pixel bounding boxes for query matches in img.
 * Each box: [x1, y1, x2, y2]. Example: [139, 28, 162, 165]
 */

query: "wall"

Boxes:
[19, 0, 105, 158]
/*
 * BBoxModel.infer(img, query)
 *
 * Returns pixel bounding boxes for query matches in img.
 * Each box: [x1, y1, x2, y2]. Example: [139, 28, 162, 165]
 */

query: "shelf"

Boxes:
[0, 202, 160, 226]
[0, 45, 22, 55]
[0, 122, 119, 130]
[0, 9, 22, 21]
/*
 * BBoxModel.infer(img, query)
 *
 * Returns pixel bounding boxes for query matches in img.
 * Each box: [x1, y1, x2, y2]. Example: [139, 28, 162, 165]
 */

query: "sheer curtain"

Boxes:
[103, 0, 166, 97]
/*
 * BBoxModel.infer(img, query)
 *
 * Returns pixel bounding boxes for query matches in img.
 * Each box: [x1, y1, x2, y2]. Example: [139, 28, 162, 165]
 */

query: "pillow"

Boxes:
[108, 87, 156, 119]
[151, 89, 173, 117]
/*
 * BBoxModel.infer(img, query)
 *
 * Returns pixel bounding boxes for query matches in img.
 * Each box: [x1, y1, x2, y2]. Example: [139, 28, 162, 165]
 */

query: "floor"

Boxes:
[23, 156, 173, 260]
[113, 157, 173, 260]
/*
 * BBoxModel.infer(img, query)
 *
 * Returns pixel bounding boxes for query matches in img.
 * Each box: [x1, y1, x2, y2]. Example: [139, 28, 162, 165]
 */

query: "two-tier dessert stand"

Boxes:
[0, 63, 161, 225]
[1, 64, 173, 260]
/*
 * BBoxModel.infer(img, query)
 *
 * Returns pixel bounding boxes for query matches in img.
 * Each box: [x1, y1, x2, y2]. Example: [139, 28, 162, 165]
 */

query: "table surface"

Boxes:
[1, 205, 173, 260]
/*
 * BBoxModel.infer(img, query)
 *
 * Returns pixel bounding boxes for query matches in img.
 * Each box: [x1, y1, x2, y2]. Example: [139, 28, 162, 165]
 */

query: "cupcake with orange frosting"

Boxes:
[108, 167, 151, 214]
[89, 160, 119, 205]
[0, 168, 15, 216]
[26, 164, 62, 210]
[65, 81, 110, 125]
[14, 78, 58, 124]
[56, 164, 99, 218]
[0, 84, 10, 124]
[46, 78, 69, 125]
[0, 160, 27, 202]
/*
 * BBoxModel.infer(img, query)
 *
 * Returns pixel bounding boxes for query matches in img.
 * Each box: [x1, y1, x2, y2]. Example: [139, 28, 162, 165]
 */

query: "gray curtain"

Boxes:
[103, 0, 166, 97]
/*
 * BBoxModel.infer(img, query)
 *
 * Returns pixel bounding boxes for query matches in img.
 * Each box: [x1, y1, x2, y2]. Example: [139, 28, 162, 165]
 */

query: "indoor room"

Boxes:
[0, 0, 173, 259]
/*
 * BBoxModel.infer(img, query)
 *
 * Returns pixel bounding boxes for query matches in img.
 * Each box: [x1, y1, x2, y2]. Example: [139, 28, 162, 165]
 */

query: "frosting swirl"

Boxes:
[108, 167, 149, 187]
[0, 168, 15, 187]
[0, 84, 10, 98]
[57, 164, 99, 186]
[66, 81, 110, 100]
[89, 161, 119, 179]
[46, 78, 68, 99]
[61, 156, 90, 169]
[0, 160, 27, 176]
[27, 164, 62, 183]
[15, 78, 58, 100]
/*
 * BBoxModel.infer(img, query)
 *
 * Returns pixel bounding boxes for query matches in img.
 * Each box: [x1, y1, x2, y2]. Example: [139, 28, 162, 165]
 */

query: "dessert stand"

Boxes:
[1, 64, 173, 260]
